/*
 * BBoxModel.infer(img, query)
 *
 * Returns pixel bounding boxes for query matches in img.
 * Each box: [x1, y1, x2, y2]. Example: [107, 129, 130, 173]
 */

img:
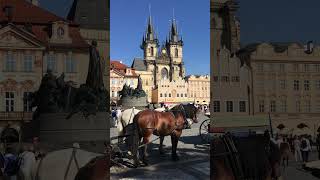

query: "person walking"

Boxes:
[293, 136, 302, 162]
[111, 108, 117, 127]
[3, 147, 18, 180]
[317, 133, 320, 160]
[301, 135, 312, 163]
[116, 107, 122, 128]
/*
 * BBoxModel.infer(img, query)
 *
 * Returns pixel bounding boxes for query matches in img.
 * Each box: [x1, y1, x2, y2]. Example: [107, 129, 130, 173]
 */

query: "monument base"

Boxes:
[37, 112, 109, 152]
[120, 96, 148, 109]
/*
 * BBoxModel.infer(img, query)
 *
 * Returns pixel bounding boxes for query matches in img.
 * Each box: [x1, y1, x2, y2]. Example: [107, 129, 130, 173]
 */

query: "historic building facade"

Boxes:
[131, 15, 191, 104]
[238, 42, 320, 135]
[0, 0, 90, 142]
[110, 61, 138, 104]
[211, 0, 250, 116]
[186, 75, 210, 105]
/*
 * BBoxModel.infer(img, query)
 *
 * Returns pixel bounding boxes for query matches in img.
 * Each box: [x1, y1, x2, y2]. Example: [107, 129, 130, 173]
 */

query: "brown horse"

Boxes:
[74, 155, 109, 180]
[131, 104, 199, 166]
[211, 133, 282, 180]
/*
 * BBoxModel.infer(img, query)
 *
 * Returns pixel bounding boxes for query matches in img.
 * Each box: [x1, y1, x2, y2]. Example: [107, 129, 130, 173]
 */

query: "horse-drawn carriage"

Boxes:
[110, 103, 199, 168]
[209, 116, 283, 180]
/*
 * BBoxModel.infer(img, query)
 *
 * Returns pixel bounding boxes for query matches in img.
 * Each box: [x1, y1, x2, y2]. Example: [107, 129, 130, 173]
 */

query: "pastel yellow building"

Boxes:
[186, 75, 210, 105]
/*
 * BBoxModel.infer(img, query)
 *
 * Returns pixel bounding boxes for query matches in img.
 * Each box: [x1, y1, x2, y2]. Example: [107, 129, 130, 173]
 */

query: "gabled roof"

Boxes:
[67, 0, 108, 30]
[0, 0, 68, 24]
[131, 58, 147, 71]
[0, 0, 89, 50]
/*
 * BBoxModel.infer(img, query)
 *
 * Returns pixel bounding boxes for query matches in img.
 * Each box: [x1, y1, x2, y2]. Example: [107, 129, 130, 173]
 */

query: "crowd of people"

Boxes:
[274, 134, 320, 163]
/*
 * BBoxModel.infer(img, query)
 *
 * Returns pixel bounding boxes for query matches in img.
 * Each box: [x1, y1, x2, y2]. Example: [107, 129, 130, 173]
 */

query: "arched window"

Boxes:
[161, 68, 168, 80]
[175, 48, 178, 57]
[151, 47, 154, 56]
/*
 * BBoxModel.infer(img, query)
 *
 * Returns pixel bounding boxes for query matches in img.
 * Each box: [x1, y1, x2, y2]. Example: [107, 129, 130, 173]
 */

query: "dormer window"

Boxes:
[57, 27, 64, 38]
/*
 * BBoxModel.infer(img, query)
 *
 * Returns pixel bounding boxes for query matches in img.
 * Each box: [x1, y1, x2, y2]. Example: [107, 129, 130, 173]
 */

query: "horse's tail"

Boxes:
[131, 113, 141, 167]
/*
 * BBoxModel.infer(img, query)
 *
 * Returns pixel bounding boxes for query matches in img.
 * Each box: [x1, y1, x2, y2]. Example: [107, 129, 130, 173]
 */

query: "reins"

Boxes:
[64, 147, 80, 180]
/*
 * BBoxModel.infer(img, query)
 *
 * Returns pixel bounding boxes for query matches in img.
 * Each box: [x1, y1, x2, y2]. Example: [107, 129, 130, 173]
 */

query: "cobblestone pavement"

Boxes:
[280, 151, 320, 180]
[110, 113, 210, 180]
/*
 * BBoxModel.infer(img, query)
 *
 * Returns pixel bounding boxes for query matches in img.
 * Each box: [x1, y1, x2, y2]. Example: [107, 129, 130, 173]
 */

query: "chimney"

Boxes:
[3, 6, 13, 22]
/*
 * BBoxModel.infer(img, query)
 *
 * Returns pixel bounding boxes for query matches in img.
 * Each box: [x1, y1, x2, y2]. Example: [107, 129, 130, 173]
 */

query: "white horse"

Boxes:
[32, 147, 102, 180]
[117, 107, 141, 137]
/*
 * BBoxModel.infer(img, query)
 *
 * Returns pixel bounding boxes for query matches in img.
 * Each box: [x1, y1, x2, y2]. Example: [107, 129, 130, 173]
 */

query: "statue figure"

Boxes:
[136, 75, 143, 91]
[86, 40, 104, 92]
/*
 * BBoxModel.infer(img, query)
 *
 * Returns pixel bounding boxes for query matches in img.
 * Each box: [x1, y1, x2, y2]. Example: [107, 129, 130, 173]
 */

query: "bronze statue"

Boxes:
[86, 40, 104, 91]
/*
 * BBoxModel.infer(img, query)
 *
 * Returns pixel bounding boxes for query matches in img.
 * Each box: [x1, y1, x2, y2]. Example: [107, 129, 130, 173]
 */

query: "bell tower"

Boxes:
[140, 16, 159, 61]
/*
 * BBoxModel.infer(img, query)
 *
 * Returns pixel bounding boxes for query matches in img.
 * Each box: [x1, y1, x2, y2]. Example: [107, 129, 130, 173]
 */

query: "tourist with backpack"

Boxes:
[3, 147, 21, 180]
[301, 135, 312, 163]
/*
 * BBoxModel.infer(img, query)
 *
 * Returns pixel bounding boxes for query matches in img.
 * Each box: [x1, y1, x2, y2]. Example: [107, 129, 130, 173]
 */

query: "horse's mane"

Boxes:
[170, 104, 196, 119]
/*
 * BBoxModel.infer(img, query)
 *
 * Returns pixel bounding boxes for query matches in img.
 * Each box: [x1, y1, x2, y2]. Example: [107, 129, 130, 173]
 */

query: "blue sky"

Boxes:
[110, 0, 210, 76]
[238, 0, 320, 46]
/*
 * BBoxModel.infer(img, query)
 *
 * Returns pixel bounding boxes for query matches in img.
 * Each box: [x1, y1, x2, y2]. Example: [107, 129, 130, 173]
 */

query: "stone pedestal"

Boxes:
[36, 112, 109, 152]
[120, 96, 148, 109]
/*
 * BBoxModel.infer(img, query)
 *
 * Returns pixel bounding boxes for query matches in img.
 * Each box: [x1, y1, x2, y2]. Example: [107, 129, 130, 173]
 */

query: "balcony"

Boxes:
[0, 112, 33, 121]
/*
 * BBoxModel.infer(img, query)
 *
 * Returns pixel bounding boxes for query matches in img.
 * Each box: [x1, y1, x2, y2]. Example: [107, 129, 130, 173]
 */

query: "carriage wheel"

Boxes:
[199, 119, 212, 144]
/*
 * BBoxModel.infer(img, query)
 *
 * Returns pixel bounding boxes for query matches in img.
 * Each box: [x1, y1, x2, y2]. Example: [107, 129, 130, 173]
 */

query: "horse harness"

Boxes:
[35, 147, 80, 180]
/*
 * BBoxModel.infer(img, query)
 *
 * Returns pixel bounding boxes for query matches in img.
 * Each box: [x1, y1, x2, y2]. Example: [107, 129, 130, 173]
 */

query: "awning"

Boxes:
[209, 115, 269, 133]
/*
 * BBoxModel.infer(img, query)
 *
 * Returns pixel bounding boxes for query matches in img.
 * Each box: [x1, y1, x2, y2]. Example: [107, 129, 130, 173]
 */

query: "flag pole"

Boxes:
[269, 112, 273, 138]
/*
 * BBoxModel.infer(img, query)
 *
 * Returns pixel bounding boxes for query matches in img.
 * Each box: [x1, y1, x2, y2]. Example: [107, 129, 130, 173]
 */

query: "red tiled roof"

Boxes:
[0, 0, 88, 49]
[0, 0, 68, 24]
[111, 61, 127, 70]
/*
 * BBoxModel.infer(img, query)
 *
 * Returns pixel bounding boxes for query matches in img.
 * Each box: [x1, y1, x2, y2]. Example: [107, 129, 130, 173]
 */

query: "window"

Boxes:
[5, 52, 15, 72]
[177, 93, 179, 97]
[280, 80, 286, 89]
[5, 92, 14, 112]
[23, 92, 32, 112]
[296, 101, 301, 112]
[270, 100, 276, 112]
[280, 100, 287, 112]
[293, 80, 299, 91]
[239, 101, 246, 112]
[259, 100, 265, 112]
[231, 76, 240, 82]
[226, 101, 233, 112]
[304, 64, 309, 72]
[293, 64, 299, 72]
[213, 101, 220, 112]
[47, 54, 56, 72]
[151, 47, 154, 56]
[304, 80, 310, 91]
[317, 80, 320, 89]
[269, 64, 274, 71]
[213, 76, 218, 82]
[221, 76, 229, 82]
[279, 64, 285, 72]
[161, 68, 168, 80]
[181, 93, 183, 97]
[24, 54, 33, 72]
[316, 64, 320, 72]
[257, 63, 264, 72]
[169, 93, 171, 97]
[111, 79, 115, 84]
[65, 53, 76, 73]
[175, 48, 178, 57]
[160, 93, 163, 97]
[165, 93, 167, 97]
[185, 94, 187, 97]
[305, 101, 311, 112]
